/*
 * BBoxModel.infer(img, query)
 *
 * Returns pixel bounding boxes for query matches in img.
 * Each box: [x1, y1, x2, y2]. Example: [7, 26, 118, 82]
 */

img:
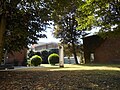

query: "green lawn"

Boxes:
[0, 64, 120, 90]
[13, 64, 120, 71]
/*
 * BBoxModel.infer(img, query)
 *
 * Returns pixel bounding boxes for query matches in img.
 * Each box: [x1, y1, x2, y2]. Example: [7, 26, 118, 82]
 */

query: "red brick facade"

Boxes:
[83, 35, 120, 64]
[95, 37, 120, 63]
[5, 48, 27, 65]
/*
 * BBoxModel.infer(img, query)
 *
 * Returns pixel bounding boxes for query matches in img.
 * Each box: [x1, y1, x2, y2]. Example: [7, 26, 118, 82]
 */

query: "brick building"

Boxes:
[5, 48, 27, 66]
[83, 35, 120, 64]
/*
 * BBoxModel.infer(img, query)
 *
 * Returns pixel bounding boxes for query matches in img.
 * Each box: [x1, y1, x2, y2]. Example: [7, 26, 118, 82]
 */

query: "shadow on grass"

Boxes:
[0, 64, 119, 72]
[78, 63, 120, 68]
[0, 69, 120, 90]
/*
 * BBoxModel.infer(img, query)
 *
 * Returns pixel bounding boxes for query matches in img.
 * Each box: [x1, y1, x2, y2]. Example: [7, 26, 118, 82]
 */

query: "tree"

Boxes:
[77, 0, 120, 34]
[53, 13, 86, 64]
[64, 44, 83, 58]
[0, 0, 52, 64]
[75, 0, 120, 64]
[1, 0, 88, 64]
[41, 50, 49, 64]
[49, 0, 82, 23]
[64, 44, 73, 58]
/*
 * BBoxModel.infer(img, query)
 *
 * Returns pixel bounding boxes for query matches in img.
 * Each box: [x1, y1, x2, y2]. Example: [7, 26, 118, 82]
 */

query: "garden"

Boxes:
[27, 48, 59, 66]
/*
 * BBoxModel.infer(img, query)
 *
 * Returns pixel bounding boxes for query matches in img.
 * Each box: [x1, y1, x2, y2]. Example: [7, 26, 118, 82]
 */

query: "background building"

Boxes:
[5, 48, 27, 66]
[33, 42, 58, 52]
[83, 35, 120, 64]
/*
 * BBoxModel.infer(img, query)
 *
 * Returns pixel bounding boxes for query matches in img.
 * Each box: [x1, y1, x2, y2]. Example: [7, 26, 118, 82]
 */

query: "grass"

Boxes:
[0, 64, 120, 90]
[80, 63, 120, 67]
[12, 64, 120, 71]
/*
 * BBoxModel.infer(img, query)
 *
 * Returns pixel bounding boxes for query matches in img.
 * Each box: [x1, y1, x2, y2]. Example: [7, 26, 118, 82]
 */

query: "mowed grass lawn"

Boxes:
[0, 64, 120, 90]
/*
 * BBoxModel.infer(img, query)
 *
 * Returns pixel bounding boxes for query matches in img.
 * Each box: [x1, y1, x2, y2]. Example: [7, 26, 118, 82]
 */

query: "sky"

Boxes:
[38, 26, 100, 44]
[38, 26, 60, 43]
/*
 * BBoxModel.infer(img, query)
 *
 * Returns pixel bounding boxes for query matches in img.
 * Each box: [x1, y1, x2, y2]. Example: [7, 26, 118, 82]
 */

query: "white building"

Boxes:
[32, 42, 58, 52]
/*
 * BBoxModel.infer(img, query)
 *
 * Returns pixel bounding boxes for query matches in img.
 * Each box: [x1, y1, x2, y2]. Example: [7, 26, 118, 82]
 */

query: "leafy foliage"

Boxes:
[64, 44, 83, 57]
[1, 0, 52, 53]
[77, 0, 120, 35]
[54, 15, 83, 44]
[49, 0, 81, 23]
[27, 49, 35, 59]
[0, 0, 81, 63]
[0, 0, 55, 63]
[48, 48, 59, 55]
[30, 55, 42, 66]
[48, 53, 59, 65]
[41, 50, 49, 64]
[53, 11, 87, 64]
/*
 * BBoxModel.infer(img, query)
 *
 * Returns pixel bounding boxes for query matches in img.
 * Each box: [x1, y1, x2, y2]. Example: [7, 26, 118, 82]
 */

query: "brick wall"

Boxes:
[6, 48, 27, 65]
[95, 37, 120, 63]
[83, 35, 103, 63]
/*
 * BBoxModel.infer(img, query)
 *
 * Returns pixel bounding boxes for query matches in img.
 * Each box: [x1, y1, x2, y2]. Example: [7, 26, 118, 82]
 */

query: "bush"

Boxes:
[41, 50, 49, 64]
[30, 55, 42, 66]
[48, 53, 59, 65]
[48, 48, 59, 55]
[27, 50, 35, 59]
[34, 52, 41, 56]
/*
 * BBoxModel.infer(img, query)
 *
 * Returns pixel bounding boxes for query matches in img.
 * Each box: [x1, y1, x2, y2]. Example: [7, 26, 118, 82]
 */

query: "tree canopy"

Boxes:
[0, 0, 81, 63]
[77, 0, 120, 34]
[1, 0, 53, 52]
[53, 11, 86, 64]
[0, 0, 55, 63]
[0, 0, 81, 51]
[0, 0, 120, 64]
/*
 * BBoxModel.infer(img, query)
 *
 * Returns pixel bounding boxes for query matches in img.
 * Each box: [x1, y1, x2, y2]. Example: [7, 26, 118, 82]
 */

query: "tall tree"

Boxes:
[64, 44, 83, 60]
[0, 0, 82, 64]
[53, 13, 86, 64]
[50, 0, 85, 64]
[50, 0, 81, 23]
[0, 0, 52, 64]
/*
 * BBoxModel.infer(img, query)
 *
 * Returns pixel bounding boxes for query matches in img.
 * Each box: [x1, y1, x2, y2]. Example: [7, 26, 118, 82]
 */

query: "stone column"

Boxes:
[59, 45, 64, 67]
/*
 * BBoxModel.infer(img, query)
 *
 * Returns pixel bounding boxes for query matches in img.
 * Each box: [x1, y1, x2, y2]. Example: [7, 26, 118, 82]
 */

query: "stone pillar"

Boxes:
[59, 45, 64, 67]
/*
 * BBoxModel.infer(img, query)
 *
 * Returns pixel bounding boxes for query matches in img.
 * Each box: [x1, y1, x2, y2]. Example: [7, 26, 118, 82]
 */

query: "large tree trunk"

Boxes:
[73, 50, 79, 64]
[0, 15, 6, 64]
[72, 42, 79, 64]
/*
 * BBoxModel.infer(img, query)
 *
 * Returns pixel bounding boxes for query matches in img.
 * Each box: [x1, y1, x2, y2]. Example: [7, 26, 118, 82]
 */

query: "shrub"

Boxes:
[34, 52, 41, 56]
[27, 50, 35, 59]
[30, 55, 42, 66]
[41, 50, 49, 64]
[48, 53, 59, 65]
[27, 59, 31, 66]
[48, 48, 59, 55]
